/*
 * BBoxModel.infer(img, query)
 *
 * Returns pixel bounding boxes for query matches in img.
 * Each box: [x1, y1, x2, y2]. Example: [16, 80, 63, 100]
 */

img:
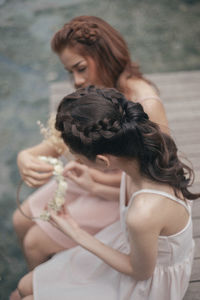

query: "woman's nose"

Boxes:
[74, 74, 85, 89]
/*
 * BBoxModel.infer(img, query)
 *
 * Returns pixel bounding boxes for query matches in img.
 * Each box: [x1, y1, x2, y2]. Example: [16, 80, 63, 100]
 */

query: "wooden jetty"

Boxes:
[50, 70, 200, 300]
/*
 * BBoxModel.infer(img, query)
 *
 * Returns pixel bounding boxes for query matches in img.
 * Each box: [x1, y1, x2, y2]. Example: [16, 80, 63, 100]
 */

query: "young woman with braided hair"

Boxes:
[18, 86, 199, 300]
[12, 16, 169, 297]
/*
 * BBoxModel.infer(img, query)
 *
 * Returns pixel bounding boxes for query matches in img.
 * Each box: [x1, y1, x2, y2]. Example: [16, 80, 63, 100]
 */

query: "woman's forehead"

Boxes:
[59, 48, 86, 69]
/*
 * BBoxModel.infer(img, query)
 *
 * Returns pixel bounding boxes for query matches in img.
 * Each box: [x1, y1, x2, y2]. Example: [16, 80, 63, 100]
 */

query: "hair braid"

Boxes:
[56, 86, 200, 200]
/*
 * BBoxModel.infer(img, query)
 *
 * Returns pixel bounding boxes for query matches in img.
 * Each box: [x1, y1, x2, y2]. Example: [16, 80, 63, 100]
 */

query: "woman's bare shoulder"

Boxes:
[127, 77, 159, 102]
[127, 78, 169, 132]
[126, 192, 165, 232]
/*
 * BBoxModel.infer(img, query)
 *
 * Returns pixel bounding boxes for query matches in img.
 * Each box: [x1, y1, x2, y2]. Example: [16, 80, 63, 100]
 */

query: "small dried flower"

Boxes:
[53, 164, 64, 176]
[38, 156, 68, 220]
[40, 210, 51, 221]
[37, 114, 68, 155]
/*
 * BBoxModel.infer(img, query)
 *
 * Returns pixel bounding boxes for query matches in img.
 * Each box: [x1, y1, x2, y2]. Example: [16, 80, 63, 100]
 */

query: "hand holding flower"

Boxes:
[49, 207, 81, 242]
[63, 161, 96, 193]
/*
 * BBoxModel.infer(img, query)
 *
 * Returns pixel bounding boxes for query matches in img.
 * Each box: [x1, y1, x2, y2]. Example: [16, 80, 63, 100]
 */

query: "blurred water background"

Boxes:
[0, 0, 200, 298]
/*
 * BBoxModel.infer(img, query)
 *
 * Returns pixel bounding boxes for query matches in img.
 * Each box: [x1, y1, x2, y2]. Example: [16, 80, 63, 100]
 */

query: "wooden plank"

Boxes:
[164, 98, 200, 109]
[169, 122, 200, 134]
[175, 133, 200, 145]
[194, 238, 200, 259]
[193, 219, 200, 238]
[147, 70, 200, 84]
[184, 282, 200, 300]
[193, 200, 200, 218]
[191, 258, 200, 281]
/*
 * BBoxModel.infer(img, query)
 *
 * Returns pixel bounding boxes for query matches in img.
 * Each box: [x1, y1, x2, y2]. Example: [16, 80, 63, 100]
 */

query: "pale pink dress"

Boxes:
[29, 176, 119, 248]
[33, 173, 194, 300]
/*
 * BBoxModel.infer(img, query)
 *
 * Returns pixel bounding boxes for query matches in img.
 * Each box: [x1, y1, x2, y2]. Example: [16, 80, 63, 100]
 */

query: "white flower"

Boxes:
[53, 164, 64, 175]
[38, 156, 60, 166]
[40, 210, 51, 221]
[49, 157, 60, 165]
[38, 155, 48, 162]
[57, 180, 68, 193]
[55, 196, 65, 207]
[37, 155, 67, 220]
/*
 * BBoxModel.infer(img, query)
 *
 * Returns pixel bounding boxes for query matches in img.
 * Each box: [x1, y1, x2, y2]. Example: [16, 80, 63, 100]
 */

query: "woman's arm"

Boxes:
[126, 193, 163, 280]
[63, 161, 120, 201]
[80, 195, 160, 280]
[50, 198, 160, 281]
[91, 182, 120, 201]
[89, 168, 122, 187]
[23, 140, 60, 157]
[141, 98, 169, 134]
[128, 78, 169, 134]
[50, 211, 134, 275]
[17, 141, 59, 187]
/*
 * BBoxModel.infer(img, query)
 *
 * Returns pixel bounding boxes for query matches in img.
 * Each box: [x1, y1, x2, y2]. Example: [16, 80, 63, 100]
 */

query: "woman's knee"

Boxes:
[18, 272, 33, 298]
[23, 224, 65, 257]
[13, 208, 24, 229]
[22, 296, 34, 300]
[12, 201, 34, 233]
[23, 225, 40, 254]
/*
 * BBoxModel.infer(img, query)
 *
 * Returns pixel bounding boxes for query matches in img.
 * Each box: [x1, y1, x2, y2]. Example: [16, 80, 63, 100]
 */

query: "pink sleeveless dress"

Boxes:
[33, 173, 194, 300]
[28, 175, 120, 248]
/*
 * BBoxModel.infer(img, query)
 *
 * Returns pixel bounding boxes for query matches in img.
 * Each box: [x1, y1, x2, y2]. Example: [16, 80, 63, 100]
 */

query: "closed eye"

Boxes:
[77, 67, 86, 73]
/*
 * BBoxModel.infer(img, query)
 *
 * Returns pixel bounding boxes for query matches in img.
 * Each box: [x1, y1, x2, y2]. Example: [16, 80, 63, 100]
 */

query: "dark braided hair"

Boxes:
[56, 86, 200, 200]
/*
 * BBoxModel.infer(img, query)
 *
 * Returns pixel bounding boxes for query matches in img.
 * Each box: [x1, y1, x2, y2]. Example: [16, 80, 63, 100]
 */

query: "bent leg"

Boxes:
[9, 289, 21, 300]
[13, 199, 35, 247]
[18, 271, 33, 298]
[22, 296, 34, 300]
[23, 224, 65, 270]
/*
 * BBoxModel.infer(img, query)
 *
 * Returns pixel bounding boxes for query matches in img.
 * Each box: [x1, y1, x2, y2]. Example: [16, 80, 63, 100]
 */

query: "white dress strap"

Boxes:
[128, 189, 190, 213]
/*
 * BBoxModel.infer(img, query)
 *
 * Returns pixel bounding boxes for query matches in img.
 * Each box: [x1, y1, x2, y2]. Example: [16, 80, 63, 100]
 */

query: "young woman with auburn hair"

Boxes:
[12, 16, 169, 297]
[18, 86, 198, 300]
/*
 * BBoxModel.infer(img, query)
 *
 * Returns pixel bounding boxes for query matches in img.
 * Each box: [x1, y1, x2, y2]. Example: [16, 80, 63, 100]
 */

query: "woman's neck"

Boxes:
[118, 158, 143, 188]
[118, 157, 167, 192]
[118, 157, 176, 200]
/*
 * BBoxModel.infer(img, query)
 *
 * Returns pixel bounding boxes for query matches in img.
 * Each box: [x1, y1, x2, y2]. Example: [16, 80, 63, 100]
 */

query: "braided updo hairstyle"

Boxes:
[51, 16, 145, 95]
[56, 86, 200, 201]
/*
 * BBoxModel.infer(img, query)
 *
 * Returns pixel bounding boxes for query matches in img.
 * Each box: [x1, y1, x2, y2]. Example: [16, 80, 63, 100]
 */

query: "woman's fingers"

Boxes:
[24, 177, 50, 188]
[20, 158, 54, 185]
[26, 159, 54, 173]
[21, 169, 53, 187]
[64, 171, 80, 184]
[23, 169, 53, 181]
[63, 161, 87, 176]
[49, 210, 79, 239]
[49, 211, 67, 232]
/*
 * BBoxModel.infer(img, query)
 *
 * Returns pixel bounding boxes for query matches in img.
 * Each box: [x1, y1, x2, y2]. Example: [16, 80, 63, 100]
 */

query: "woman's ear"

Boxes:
[96, 155, 110, 168]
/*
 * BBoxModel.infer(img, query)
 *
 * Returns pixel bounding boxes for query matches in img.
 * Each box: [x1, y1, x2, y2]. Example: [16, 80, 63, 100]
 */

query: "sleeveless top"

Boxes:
[120, 173, 194, 266]
[33, 171, 195, 300]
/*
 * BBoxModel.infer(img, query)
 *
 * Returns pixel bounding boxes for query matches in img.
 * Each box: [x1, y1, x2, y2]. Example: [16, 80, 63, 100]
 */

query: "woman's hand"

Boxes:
[17, 150, 54, 187]
[49, 207, 81, 242]
[49, 206, 135, 278]
[63, 161, 95, 193]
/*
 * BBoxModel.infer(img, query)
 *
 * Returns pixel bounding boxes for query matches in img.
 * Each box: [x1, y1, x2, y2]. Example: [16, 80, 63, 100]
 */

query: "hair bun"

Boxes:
[124, 101, 149, 123]
[71, 22, 99, 45]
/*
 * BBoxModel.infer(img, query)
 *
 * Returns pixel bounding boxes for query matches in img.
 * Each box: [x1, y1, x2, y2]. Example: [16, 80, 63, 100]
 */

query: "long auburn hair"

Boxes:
[56, 86, 200, 201]
[51, 15, 147, 97]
